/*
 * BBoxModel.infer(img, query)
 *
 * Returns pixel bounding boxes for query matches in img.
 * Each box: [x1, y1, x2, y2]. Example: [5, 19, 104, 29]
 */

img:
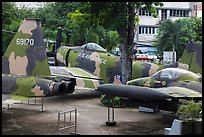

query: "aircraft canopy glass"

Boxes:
[81, 43, 107, 52]
[151, 68, 199, 80]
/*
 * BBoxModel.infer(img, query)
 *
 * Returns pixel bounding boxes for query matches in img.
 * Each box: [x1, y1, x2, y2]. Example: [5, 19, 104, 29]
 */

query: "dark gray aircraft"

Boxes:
[97, 84, 202, 111]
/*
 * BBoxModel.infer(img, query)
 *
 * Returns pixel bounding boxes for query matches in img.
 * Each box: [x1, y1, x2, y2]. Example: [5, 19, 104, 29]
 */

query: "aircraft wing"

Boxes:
[50, 66, 104, 89]
[2, 94, 31, 105]
[155, 86, 202, 99]
[97, 84, 202, 102]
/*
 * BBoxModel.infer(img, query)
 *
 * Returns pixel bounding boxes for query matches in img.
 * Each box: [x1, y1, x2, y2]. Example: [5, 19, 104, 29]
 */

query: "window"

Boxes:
[139, 9, 146, 16]
[145, 27, 148, 34]
[173, 10, 176, 16]
[145, 11, 149, 16]
[184, 10, 189, 17]
[175, 10, 178, 16]
[138, 26, 158, 35]
[156, 9, 159, 15]
[169, 9, 189, 17]
[139, 27, 142, 34]
[152, 28, 155, 34]
[179, 10, 182, 17]
[170, 10, 173, 16]
[149, 27, 152, 34]
[152, 72, 160, 80]
[139, 8, 153, 16]
[160, 70, 173, 80]
[141, 27, 144, 34]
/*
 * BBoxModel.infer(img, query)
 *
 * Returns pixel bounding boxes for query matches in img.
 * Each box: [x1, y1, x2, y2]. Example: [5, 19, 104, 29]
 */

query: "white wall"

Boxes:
[197, 11, 202, 17]
[139, 16, 159, 25]
[157, 2, 191, 9]
[136, 2, 193, 45]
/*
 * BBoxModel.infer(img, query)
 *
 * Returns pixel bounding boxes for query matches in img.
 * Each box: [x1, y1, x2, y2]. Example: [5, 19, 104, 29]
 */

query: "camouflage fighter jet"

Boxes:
[127, 68, 202, 93]
[53, 42, 165, 88]
[52, 31, 178, 88]
[2, 18, 76, 105]
[52, 28, 201, 89]
[97, 84, 202, 112]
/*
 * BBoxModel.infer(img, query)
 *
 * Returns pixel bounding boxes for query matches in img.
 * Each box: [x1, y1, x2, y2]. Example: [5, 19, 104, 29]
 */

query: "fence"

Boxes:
[58, 107, 79, 135]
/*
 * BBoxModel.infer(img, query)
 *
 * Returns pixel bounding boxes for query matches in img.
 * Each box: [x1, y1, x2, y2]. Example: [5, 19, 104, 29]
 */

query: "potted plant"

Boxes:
[165, 100, 202, 135]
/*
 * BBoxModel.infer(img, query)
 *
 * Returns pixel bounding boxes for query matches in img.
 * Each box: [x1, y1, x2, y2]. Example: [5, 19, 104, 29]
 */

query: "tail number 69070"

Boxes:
[16, 38, 34, 46]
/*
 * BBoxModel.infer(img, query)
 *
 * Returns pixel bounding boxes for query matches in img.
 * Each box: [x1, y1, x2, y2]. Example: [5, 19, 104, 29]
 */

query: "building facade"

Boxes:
[15, 2, 47, 10]
[135, 2, 198, 46]
[192, 2, 202, 17]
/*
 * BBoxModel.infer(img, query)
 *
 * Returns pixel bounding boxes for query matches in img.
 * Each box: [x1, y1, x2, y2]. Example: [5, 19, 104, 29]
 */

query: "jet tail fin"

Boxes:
[2, 18, 51, 76]
[179, 42, 202, 74]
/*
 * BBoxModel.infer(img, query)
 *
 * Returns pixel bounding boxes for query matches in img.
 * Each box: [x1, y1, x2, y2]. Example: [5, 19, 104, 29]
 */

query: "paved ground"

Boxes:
[2, 88, 172, 135]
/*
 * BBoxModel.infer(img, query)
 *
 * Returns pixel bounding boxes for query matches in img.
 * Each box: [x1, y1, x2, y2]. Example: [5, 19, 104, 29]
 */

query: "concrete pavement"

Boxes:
[2, 88, 171, 135]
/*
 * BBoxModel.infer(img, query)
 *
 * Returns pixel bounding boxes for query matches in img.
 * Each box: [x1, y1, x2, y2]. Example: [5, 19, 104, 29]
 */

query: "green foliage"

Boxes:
[181, 17, 202, 43]
[176, 100, 202, 121]
[100, 95, 124, 108]
[2, 2, 16, 28]
[101, 30, 120, 52]
[35, 2, 79, 43]
[154, 17, 202, 59]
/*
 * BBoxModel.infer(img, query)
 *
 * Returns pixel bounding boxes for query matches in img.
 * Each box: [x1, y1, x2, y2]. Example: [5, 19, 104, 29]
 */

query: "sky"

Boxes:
[15, 2, 46, 9]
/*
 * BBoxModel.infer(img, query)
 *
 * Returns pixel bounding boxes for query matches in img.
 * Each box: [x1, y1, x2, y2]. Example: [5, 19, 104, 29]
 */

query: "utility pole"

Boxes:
[172, 44, 175, 63]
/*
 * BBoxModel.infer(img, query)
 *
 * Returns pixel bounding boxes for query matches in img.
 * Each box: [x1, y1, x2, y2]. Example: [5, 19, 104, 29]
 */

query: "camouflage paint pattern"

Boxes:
[127, 68, 202, 92]
[50, 66, 103, 89]
[2, 19, 51, 76]
[56, 45, 162, 88]
[179, 42, 202, 74]
[2, 19, 76, 103]
[55, 40, 202, 89]
[2, 74, 69, 100]
[156, 86, 202, 98]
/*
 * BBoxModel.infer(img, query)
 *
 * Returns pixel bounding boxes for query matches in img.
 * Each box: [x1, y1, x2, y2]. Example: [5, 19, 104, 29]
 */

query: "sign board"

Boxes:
[163, 51, 176, 63]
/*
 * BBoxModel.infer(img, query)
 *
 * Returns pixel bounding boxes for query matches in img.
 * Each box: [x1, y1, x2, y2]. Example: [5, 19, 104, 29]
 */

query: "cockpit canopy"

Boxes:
[81, 43, 107, 52]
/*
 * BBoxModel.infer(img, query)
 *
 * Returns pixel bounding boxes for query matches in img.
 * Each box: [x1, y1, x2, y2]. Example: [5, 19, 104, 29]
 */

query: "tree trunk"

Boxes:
[127, 2, 135, 81]
[116, 2, 128, 84]
[117, 2, 135, 84]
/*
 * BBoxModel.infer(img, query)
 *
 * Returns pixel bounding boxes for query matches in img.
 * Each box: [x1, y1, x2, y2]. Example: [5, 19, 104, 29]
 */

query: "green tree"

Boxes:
[154, 17, 202, 60]
[182, 17, 202, 43]
[2, 2, 16, 28]
[2, 2, 37, 51]
[67, 8, 120, 48]
[34, 2, 80, 43]
[83, 2, 163, 84]
[102, 31, 120, 52]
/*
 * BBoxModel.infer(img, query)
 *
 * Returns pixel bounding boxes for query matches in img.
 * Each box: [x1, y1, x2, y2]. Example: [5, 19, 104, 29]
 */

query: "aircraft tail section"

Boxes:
[55, 27, 63, 50]
[2, 18, 51, 76]
[178, 42, 202, 74]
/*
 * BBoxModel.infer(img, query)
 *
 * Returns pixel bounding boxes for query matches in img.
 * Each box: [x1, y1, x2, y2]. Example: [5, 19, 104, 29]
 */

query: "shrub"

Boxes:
[100, 94, 124, 108]
[176, 100, 202, 121]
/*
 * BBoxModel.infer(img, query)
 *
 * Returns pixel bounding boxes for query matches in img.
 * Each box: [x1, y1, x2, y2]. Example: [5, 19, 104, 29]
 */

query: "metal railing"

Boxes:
[58, 107, 79, 135]
[5, 97, 45, 112]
